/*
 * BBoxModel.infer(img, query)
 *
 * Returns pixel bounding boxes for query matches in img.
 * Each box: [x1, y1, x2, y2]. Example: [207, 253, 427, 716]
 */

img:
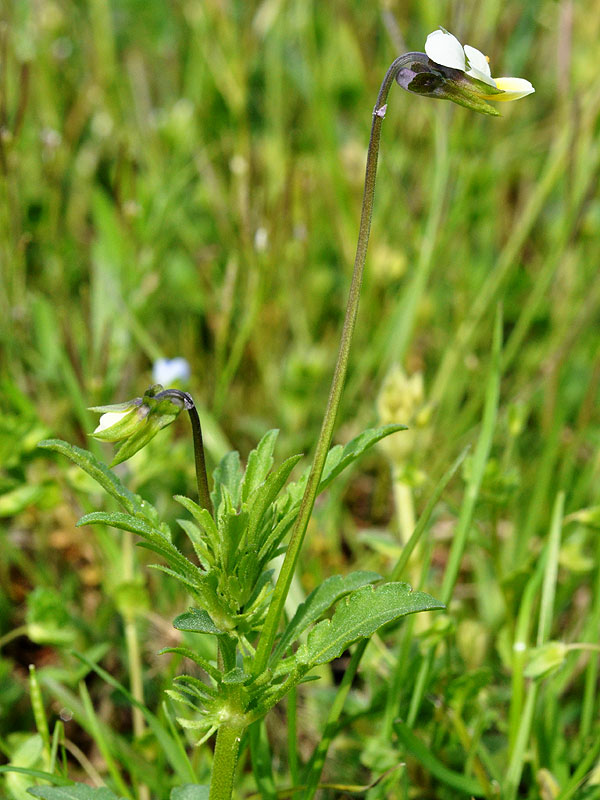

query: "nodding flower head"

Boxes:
[396, 28, 534, 116]
[90, 384, 188, 465]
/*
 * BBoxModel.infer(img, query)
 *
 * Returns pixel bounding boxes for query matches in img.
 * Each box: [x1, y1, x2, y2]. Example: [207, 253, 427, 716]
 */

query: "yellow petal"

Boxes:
[487, 77, 535, 101]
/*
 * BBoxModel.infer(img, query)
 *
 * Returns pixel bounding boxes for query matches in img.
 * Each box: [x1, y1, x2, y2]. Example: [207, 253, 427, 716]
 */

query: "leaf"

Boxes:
[297, 582, 443, 667]
[158, 647, 221, 682]
[176, 519, 214, 570]
[28, 786, 125, 800]
[273, 571, 381, 661]
[318, 424, 407, 492]
[170, 786, 210, 800]
[245, 454, 303, 549]
[212, 450, 243, 511]
[72, 651, 194, 784]
[174, 495, 221, 556]
[77, 512, 198, 585]
[242, 429, 279, 502]
[173, 609, 224, 636]
[0, 767, 70, 786]
[38, 439, 143, 517]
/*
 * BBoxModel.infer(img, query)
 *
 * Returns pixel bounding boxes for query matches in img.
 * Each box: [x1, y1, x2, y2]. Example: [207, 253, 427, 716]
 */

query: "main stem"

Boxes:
[252, 54, 412, 677]
[209, 718, 246, 800]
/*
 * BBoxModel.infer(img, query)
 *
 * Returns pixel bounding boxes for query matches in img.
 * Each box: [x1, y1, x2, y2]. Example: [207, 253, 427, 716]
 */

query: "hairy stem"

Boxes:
[252, 53, 416, 677]
[209, 719, 246, 800]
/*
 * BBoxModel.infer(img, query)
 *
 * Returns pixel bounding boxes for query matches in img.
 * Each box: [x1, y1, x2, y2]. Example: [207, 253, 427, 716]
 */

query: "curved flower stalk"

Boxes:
[252, 28, 535, 680]
[91, 384, 212, 514]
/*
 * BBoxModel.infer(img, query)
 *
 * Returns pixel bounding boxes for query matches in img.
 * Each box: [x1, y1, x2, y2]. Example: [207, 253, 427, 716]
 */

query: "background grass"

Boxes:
[1, 0, 600, 797]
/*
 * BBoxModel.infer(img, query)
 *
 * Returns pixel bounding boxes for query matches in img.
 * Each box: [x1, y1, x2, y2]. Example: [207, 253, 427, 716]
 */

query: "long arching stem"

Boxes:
[252, 53, 414, 677]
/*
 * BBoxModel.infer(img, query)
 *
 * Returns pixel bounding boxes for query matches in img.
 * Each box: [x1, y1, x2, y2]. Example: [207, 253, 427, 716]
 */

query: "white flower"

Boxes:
[425, 29, 534, 102]
[94, 410, 130, 434]
[152, 357, 191, 385]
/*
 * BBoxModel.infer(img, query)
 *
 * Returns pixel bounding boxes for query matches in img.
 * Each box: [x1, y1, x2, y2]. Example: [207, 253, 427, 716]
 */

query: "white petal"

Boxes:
[466, 66, 497, 88]
[464, 45, 492, 78]
[492, 77, 535, 101]
[94, 411, 128, 433]
[425, 29, 466, 71]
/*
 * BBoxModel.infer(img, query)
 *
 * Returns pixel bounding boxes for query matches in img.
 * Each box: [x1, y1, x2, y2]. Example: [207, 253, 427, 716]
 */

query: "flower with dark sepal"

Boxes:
[395, 28, 534, 116]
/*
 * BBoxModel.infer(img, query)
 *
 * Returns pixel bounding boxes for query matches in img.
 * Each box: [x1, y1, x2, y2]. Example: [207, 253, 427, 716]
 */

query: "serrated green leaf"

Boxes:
[242, 429, 279, 502]
[38, 439, 143, 516]
[173, 609, 224, 635]
[319, 424, 407, 492]
[28, 785, 125, 800]
[273, 571, 381, 661]
[170, 786, 210, 800]
[298, 582, 443, 667]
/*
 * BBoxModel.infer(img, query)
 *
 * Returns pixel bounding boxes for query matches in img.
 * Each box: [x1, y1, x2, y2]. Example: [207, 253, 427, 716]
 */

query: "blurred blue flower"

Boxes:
[153, 357, 191, 385]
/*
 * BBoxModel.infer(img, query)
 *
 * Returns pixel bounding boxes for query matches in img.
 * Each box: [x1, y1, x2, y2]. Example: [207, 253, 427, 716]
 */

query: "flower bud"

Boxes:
[90, 384, 187, 465]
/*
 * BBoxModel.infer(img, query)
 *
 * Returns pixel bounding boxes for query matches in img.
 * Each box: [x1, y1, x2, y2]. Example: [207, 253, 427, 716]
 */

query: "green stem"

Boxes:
[156, 389, 213, 515]
[187, 402, 214, 516]
[209, 719, 246, 800]
[252, 53, 415, 678]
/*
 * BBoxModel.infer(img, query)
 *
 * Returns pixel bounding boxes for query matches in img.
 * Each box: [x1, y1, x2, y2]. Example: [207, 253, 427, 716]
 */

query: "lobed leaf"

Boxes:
[273, 570, 382, 661]
[297, 582, 443, 667]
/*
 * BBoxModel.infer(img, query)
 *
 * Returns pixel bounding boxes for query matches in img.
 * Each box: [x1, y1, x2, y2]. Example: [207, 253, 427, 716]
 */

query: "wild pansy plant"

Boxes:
[37, 27, 533, 800]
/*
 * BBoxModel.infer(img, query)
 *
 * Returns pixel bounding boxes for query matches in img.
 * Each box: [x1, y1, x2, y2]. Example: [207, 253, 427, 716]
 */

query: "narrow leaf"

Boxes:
[77, 512, 198, 584]
[242, 429, 279, 502]
[38, 439, 142, 517]
[319, 425, 407, 492]
[170, 786, 210, 800]
[158, 647, 221, 682]
[273, 571, 381, 661]
[245, 454, 303, 547]
[298, 582, 443, 667]
[28, 786, 125, 800]
[393, 719, 485, 796]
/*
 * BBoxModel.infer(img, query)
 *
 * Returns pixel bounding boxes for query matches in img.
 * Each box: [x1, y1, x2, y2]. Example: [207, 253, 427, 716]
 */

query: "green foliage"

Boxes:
[28, 787, 125, 800]
[296, 582, 443, 667]
[2, 1, 599, 798]
[272, 570, 382, 660]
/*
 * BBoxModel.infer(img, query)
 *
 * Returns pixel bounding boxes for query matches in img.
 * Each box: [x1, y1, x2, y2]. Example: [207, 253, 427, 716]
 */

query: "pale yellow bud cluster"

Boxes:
[377, 365, 431, 469]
